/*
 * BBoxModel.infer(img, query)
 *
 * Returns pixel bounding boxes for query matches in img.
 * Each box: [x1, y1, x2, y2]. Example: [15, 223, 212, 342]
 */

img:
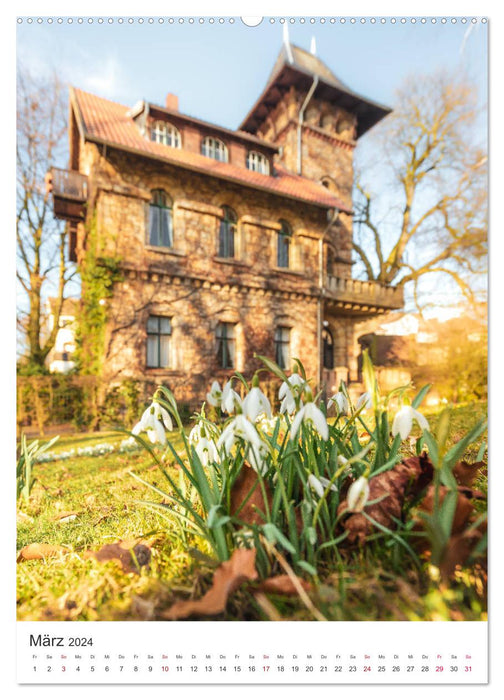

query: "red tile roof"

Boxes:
[71, 88, 350, 213]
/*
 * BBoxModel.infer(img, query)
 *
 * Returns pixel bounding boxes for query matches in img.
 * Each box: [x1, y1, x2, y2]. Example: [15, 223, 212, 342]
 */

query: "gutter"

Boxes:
[297, 76, 319, 175]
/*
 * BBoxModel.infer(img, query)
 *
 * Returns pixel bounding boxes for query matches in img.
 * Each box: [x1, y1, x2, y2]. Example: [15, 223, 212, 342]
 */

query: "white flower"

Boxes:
[221, 381, 242, 414]
[347, 476, 370, 512]
[307, 473, 338, 498]
[195, 437, 220, 467]
[392, 405, 429, 440]
[246, 441, 270, 475]
[217, 414, 263, 453]
[328, 391, 349, 415]
[337, 454, 348, 466]
[206, 380, 222, 407]
[132, 401, 172, 445]
[356, 392, 372, 411]
[290, 402, 329, 441]
[279, 373, 305, 414]
[242, 386, 272, 422]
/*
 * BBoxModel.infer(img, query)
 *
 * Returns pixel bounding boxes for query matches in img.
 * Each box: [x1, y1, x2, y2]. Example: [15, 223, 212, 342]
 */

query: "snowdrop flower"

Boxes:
[242, 386, 272, 422]
[217, 414, 263, 454]
[356, 392, 372, 411]
[132, 401, 173, 445]
[195, 437, 220, 467]
[247, 441, 270, 475]
[307, 473, 338, 498]
[347, 476, 370, 512]
[328, 391, 349, 415]
[206, 381, 222, 407]
[221, 381, 242, 414]
[279, 372, 305, 414]
[290, 402, 329, 441]
[392, 405, 429, 440]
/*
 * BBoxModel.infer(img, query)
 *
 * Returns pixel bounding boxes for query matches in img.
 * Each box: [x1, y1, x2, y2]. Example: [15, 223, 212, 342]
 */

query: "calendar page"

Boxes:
[14, 6, 489, 688]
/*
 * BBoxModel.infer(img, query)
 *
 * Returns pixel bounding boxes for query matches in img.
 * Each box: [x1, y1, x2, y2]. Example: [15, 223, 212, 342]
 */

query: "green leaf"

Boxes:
[442, 419, 487, 472]
[297, 560, 317, 576]
[422, 430, 439, 468]
[262, 523, 297, 554]
[412, 384, 431, 409]
[438, 489, 458, 540]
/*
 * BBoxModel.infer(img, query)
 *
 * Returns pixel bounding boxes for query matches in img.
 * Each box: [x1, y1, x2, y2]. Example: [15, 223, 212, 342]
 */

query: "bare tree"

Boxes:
[16, 67, 75, 371]
[354, 71, 487, 310]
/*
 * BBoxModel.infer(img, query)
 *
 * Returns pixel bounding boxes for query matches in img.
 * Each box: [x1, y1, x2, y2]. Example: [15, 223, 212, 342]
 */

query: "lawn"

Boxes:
[16, 402, 487, 622]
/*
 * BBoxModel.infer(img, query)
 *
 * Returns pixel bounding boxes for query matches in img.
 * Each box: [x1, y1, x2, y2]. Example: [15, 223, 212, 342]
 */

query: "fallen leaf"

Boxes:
[453, 460, 485, 487]
[417, 485, 474, 535]
[17, 543, 70, 562]
[84, 540, 151, 573]
[51, 511, 81, 522]
[230, 465, 272, 526]
[337, 454, 434, 545]
[258, 575, 312, 596]
[163, 548, 258, 619]
[439, 528, 486, 580]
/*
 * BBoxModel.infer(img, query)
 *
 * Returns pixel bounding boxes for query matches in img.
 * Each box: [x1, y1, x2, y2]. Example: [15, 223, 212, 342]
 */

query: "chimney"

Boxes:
[165, 93, 179, 111]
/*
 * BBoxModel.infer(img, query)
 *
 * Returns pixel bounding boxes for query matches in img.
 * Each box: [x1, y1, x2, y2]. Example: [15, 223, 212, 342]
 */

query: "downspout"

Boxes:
[297, 76, 319, 175]
[318, 208, 340, 391]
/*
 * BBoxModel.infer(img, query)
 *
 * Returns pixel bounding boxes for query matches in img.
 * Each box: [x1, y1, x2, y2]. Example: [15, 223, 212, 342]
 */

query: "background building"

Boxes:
[49, 41, 403, 405]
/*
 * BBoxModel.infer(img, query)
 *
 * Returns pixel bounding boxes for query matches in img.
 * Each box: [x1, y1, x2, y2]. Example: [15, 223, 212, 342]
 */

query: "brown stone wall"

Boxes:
[102, 274, 319, 406]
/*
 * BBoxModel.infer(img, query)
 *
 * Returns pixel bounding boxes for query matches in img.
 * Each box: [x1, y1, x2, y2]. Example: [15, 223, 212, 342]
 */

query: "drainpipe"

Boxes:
[297, 76, 319, 175]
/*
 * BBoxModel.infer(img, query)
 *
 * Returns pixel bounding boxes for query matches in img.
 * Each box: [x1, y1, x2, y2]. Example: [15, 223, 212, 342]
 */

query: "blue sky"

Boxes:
[17, 17, 487, 133]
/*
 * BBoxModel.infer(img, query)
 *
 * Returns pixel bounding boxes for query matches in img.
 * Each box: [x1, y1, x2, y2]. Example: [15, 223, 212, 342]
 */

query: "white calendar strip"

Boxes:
[17, 621, 488, 684]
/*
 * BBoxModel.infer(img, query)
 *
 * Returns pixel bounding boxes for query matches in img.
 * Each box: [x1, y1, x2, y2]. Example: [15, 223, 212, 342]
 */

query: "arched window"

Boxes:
[150, 121, 181, 148]
[218, 206, 236, 258]
[246, 151, 270, 175]
[201, 136, 228, 162]
[277, 220, 291, 268]
[149, 189, 173, 248]
[322, 328, 335, 370]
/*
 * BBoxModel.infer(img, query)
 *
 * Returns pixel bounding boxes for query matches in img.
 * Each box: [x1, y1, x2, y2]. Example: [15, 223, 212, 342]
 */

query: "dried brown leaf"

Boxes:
[230, 464, 272, 526]
[51, 511, 81, 522]
[17, 543, 70, 561]
[84, 539, 151, 573]
[417, 485, 474, 535]
[453, 460, 485, 487]
[163, 548, 258, 620]
[439, 528, 486, 580]
[337, 454, 434, 545]
[258, 575, 312, 596]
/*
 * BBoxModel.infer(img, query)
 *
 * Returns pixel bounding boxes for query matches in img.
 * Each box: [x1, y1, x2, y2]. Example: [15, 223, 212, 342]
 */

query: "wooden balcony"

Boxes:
[324, 275, 403, 315]
[49, 167, 88, 222]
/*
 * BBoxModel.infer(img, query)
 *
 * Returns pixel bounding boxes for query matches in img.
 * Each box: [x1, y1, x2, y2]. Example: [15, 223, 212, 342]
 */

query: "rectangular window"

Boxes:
[216, 322, 236, 369]
[146, 315, 171, 368]
[275, 326, 290, 370]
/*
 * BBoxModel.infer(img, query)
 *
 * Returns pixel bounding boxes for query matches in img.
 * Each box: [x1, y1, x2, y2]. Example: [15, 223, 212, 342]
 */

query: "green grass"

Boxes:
[17, 403, 487, 622]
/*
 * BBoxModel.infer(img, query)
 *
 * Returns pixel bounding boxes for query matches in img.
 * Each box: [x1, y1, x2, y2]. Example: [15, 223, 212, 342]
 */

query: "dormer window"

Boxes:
[201, 136, 228, 162]
[151, 121, 181, 148]
[246, 151, 270, 175]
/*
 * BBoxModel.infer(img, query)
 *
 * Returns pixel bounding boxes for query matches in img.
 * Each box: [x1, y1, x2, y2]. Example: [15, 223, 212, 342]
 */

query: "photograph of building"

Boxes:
[50, 40, 403, 404]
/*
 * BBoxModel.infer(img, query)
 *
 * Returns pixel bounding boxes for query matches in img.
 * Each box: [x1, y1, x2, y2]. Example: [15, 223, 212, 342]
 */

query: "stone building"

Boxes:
[49, 42, 403, 406]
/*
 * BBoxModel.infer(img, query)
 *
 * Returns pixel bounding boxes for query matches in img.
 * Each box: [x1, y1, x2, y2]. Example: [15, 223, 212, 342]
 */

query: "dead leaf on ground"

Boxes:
[17, 543, 70, 562]
[162, 548, 258, 619]
[230, 464, 272, 526]
[51, 511, 81, 522]
[84, 539, 151, 573]
[337, 453, 434, 545]
[453, 460, 485, 488]
[258, 574, 312, 596]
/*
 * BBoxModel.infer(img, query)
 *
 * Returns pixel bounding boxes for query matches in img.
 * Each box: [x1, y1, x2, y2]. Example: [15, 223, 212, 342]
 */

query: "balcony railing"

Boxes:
[324, 275, 403, 312]
[49, 168, 88, 222]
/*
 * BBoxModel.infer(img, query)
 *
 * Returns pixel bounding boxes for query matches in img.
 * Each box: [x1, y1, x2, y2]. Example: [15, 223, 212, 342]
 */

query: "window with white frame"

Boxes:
[149, 189, 173, 247]
[246, 151, 270, 174]
[274, 326, 291, 370]
[146, 315, 172, 368]
[150, 121, 182, 148]
[277, 220, 292, 268]
[216, 322, 236, 369]
[201, 136, 228, 162]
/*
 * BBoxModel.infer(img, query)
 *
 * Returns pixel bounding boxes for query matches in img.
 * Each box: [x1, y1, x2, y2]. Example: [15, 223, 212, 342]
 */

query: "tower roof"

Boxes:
[240, 43, 392, 138]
